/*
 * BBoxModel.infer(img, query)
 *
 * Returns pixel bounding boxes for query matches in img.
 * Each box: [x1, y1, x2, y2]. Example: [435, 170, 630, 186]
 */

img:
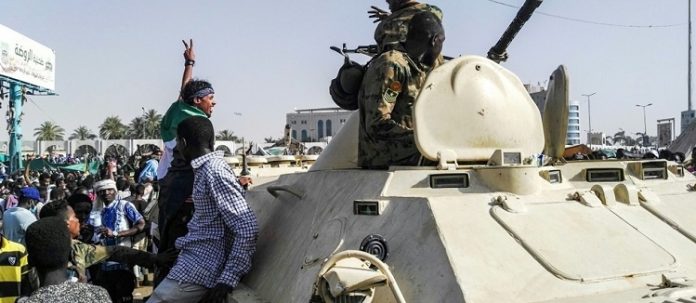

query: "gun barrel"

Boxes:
[488, 0, 543, 63]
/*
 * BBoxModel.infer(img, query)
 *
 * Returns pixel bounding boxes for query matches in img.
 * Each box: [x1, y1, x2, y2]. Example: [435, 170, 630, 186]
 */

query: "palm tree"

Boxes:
[264, 137, 277, 143]
[216, 130, 239, 142]
[142, 109, 162, 139]
[34, 121, 65, 141]
[69, 126, 97, 140]
[99, 116, 127, 139]
[127, 116, 146, 139]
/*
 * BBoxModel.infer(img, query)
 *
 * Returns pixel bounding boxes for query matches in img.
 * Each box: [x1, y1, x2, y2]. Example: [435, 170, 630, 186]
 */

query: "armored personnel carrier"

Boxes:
[228, 2, 696, 302]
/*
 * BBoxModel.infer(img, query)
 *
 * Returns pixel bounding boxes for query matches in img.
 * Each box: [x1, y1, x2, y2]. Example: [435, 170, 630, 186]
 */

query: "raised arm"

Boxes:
[180, 39, 196, 98]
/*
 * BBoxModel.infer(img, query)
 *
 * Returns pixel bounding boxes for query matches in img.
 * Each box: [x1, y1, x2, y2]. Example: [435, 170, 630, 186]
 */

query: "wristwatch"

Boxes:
[113, 231, 119, 238]
[185, 60, 195, 66]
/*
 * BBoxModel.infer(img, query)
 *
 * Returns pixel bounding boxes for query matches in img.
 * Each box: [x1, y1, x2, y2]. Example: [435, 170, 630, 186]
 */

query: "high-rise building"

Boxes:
[567, 100, 581, 145]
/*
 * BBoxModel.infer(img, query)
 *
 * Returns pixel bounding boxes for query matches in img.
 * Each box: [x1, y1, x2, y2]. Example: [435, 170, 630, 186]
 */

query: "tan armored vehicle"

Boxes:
[228, 3, 696, 303]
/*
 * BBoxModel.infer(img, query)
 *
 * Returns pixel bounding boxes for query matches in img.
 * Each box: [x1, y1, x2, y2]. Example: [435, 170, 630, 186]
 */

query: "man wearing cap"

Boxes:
[2, 187, 40, 245]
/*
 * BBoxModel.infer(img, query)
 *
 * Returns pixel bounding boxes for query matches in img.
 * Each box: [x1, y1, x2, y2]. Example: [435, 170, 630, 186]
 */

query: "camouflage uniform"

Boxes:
[374, 2, 444, 52]
[358, 50, 428, 169]
[70, 239, 155, 281]
[71, 240, 110, 280]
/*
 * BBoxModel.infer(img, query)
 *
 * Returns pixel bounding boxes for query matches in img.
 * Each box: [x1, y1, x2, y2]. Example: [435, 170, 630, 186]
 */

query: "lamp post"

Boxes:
[582, 92, 597, 144]
[636, 103, 653, 146]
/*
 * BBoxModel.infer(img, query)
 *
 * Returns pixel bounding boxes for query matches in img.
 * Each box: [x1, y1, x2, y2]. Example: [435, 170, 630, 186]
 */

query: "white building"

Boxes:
[568, 100, 581, 145]
[286, 108, 353, 142]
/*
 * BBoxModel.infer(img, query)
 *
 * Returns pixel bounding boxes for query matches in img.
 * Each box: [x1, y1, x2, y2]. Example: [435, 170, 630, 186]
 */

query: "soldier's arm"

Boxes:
[72, 240, 111, 278]
[368, 62, 413, 139]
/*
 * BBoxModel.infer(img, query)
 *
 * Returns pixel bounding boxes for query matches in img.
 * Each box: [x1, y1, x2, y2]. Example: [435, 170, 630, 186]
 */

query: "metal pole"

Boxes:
[582, 92, 596, 144]
[642, 107, 648, 136]
[690, 0, 693, 111]
[636, 103, 653, 146]
[8, 83, 23, 172]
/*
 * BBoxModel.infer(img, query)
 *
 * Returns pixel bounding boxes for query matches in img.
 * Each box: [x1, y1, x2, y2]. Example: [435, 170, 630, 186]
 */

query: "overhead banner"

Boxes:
[0, 24, 55, 90]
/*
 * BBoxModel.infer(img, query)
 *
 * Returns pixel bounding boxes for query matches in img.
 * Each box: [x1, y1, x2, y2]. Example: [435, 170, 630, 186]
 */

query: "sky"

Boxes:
[0, 0, 691, 143]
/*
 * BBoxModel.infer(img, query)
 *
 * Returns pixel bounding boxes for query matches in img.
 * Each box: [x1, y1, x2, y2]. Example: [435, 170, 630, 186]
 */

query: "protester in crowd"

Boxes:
[148, 116, 258, 303]
[19, 217, 112, 303]
[0, 234, 36, 302]
[116, 176, 131, 200]
[2, 187, 40, 245]
[89, 179, 146, 302]
[138, 151, 160, 184]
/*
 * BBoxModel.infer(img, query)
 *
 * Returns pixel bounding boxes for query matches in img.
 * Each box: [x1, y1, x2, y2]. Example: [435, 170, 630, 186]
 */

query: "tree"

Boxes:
[127, 116, 146, 139]
[142, 109, 162, 139]
[34, 121, 65, 141]
[99, 116, 127, 139]
[216, 130, 239, 142]
[69, 126, 97, 140]
[264, 137, 277, 143]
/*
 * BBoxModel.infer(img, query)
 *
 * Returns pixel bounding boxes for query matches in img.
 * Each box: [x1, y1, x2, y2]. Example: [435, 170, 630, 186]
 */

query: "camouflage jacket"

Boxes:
[70, 239, 154, 281]
[358, 50, 428, 169]
[70, 239, 111, 280]
[374, 2, 444, 52]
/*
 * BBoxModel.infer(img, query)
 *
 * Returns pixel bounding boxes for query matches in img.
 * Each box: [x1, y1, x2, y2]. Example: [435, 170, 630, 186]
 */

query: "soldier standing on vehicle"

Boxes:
[369, 0, 443, 53]
[359, 11, 445, 169]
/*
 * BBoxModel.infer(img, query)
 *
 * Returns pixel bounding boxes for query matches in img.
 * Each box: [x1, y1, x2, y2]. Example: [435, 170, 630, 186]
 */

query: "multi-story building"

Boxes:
[525, 84, 582, 146]
[567, 100, 581, 145]
[286, 108, 353, 142]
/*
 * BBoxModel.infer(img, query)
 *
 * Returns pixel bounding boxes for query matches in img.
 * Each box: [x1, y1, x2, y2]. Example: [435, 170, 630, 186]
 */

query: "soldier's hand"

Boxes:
[368, 6, 390, 23]
[238, 176, 253, 187]
[198, 283, 233, 303]
[182, 39, 195, 61]
[152, 248, 179, 267]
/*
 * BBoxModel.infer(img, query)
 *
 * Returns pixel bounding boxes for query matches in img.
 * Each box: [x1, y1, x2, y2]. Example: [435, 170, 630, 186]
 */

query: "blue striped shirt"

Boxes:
[167, 151, 258, 288]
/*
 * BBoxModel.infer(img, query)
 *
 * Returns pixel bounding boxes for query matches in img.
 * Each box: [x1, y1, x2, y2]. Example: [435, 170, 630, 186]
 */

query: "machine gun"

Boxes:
[330, 43, 455, 61]
[487, 0, 544, 63]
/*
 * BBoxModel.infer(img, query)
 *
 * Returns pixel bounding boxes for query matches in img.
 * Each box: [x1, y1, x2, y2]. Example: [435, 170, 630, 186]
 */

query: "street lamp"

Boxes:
[582, 92, 597, 144]
[636, 103, 653, 146]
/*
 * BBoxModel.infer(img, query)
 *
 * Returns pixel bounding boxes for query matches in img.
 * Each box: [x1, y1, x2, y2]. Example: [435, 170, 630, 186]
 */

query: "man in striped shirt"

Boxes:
[148, 116, 258, 303]
[0, 235, 34, 303]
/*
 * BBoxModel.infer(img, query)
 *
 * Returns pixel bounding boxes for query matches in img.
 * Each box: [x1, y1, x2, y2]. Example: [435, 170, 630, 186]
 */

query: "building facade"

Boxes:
[567, 100, 581, 145]
[286, 108, 353, 142]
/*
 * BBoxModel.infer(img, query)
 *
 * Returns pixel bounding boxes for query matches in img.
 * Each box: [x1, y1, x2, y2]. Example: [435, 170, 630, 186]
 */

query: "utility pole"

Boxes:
[582, 92, 596, 144]
[636, 103, 653, 146]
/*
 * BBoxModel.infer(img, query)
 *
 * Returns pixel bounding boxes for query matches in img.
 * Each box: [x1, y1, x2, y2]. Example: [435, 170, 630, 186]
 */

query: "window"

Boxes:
[340, 119, 346, 124]
[568, 133, 580, 138]
[569, 119, 579, 124]
[301, 130, 308, 141]
[317, 120, 324, 139]
[292, 130, 297, 139]
[326, 120, 333, 137]
[569, 112, 579, 117]
[569, 105, 579, 111]
[291, 120, 297, 125]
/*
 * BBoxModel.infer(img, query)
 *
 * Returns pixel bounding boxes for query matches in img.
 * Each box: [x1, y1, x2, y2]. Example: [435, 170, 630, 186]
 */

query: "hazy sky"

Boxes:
[1, 0, 691, 143]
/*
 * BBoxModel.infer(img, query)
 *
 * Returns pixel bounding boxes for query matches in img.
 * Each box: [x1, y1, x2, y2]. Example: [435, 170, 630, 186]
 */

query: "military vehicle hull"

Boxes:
[230, 159, 696, 303]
